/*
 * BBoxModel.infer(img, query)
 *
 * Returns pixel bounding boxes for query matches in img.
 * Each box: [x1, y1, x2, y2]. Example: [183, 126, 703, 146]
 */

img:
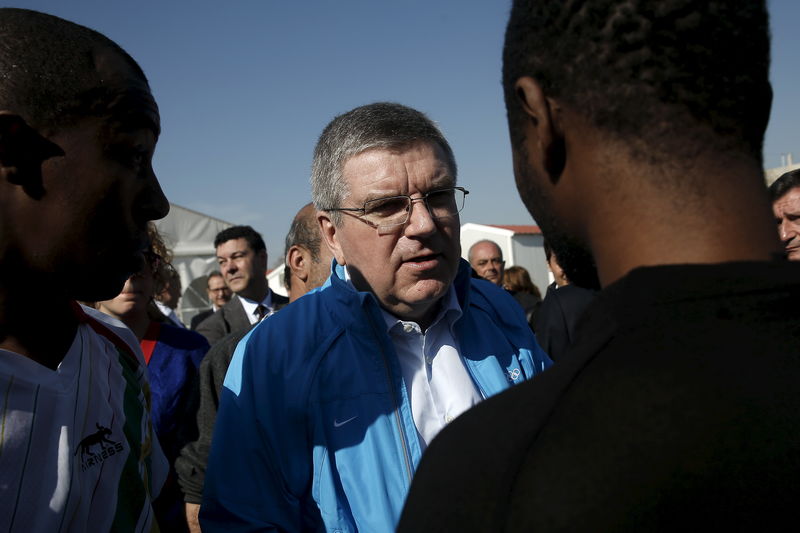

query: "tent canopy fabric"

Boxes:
[154, 204, 234, 322]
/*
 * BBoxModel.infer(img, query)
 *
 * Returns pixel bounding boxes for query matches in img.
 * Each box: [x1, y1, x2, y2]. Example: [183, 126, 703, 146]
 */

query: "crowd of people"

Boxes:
[1, 1, 798, 532]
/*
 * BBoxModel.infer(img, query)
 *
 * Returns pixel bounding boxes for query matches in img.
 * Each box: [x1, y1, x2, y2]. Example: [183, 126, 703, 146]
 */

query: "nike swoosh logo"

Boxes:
[333, 415, 358, 428]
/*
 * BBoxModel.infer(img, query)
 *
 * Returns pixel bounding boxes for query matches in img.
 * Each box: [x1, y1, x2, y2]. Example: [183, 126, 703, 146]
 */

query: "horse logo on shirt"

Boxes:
[75, 423, 124, 470]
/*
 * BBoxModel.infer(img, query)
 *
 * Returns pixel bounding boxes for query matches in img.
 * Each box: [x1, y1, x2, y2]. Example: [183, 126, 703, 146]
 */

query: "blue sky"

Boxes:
[7, 1, 799, 264]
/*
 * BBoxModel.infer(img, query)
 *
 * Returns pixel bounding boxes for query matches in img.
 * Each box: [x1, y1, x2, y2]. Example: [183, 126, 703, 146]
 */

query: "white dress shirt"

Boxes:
[154, 300, 185, 328]
[344, 267, 482, 450]
[239, 290, 276, 325]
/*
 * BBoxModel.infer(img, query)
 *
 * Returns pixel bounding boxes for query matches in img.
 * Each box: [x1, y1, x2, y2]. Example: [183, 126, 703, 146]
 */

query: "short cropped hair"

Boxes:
[285, 204, 322, 263]
[503, 0, 771, 164]
[206, 271, 223, 287]
[0, 8, 147, 132]
[769, 169, 800, 203]
[468, 240, 503, 264]
[311, 102, 457, 225]
[214, 225, 266, 253]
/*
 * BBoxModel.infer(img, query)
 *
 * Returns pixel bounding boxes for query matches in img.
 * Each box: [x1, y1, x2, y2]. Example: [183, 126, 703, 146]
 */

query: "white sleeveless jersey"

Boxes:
[0, 305, 167, 532]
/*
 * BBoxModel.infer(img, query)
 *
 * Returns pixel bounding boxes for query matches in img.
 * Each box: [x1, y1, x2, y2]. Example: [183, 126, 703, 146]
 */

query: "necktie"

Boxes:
[255, 304, 267, 322]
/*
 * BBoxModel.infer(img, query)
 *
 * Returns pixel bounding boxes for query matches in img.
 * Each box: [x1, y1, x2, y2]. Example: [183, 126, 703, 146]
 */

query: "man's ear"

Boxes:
[286, 245, 310, 283]
[0, 112, 64, 198]
[514, 77, 566, 182]
[317, 211, 346, 266]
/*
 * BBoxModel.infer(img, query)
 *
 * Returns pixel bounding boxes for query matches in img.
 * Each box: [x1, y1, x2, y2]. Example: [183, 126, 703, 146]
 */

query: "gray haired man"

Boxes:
[201, 102, 551, 532]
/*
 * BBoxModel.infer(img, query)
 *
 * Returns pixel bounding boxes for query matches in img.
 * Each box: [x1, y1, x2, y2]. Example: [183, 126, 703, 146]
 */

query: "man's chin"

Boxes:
[73, 273, 129, 303]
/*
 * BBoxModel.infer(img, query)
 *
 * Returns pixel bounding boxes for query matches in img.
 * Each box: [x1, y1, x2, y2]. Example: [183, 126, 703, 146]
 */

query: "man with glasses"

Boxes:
[190, 272, 232, 330]
[201, 102, 551, 532]
[469, 239, 506, 285]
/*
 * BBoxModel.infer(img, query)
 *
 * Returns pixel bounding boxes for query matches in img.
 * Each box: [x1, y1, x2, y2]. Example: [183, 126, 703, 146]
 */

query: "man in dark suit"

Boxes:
[189, 272, 231, 330]
[195, 226, 288, 345]
[534, 241, 595, 361]
[177, 203, 333, 532]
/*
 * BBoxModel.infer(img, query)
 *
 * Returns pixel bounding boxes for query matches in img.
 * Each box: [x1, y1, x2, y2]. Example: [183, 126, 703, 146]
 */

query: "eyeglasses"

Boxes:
[323, 186, 468, 233]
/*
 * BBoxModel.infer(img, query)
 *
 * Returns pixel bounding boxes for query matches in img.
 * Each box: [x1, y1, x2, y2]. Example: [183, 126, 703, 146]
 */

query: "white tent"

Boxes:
[154, 203, 234, 323]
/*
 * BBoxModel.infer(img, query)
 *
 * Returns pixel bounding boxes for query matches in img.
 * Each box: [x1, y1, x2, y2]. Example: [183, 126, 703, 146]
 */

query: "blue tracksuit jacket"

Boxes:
[201, 259, 551, 532]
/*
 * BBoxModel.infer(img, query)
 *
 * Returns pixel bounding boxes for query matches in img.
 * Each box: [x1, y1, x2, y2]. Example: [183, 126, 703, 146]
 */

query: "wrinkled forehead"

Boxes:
[207, 275, 226, 288]
[774, 187, 800, 216]
[343, 141, 455, 193]
[217, 237, 253, 256]
[474, 242, 502, 258]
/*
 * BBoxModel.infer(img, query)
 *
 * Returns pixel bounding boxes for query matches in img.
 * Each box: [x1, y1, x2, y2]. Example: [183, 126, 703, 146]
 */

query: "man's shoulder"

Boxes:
[234, 287, 347, 372]
[465, 277, 532, 332]
[190, 309, 214, 330]
[271, 290, 290, 309]
[81, 305, 143, 361]
[197, 296, 244, 331]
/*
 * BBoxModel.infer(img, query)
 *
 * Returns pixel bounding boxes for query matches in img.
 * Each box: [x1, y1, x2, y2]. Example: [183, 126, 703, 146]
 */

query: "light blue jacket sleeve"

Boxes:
[199, 329, 310, 532]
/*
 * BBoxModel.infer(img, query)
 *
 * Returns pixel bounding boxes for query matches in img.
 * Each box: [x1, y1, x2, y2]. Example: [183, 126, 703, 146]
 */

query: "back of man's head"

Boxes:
[0, 8, 147, 132]
[214, 225, 266, 253]
[284, 203, 333, 301]
[503, 0, 771, 165]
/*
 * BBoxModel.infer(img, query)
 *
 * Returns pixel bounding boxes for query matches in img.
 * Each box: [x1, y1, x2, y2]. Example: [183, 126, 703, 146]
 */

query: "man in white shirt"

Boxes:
[0, 8, 168, 531]
[201, 102, 551, 532]
[195, 225, 289, 345]
[155, 266, 186, 327]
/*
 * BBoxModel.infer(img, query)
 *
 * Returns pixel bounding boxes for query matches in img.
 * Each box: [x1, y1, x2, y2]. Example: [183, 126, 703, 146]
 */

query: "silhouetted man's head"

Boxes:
[0, 8, 170, 301]
[503, 0, 771, 288]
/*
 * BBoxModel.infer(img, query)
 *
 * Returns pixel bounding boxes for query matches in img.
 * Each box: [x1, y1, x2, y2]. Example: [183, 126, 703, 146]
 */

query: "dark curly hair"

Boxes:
[503, 0, 771, 165]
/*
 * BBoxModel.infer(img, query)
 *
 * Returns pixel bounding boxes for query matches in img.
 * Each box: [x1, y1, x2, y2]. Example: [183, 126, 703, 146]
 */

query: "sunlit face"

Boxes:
[323, 141, 461, 325]
[206, 274, 232, 308]
[9, 47, 169, 301]
[216, 238, 267, 300]
[470, 241, 505, 285]
[772, 187, 800, 261]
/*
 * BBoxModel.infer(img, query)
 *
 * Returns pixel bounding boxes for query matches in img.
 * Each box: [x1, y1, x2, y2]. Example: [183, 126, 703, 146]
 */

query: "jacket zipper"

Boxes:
[366, 312, 414, 483]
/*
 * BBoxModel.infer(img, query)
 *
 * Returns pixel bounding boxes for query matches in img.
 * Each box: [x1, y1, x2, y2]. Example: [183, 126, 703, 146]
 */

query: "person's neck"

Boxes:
[582, 152, 783, 287]
[237, 285, 268, 303]
[0, 283, 79, 370]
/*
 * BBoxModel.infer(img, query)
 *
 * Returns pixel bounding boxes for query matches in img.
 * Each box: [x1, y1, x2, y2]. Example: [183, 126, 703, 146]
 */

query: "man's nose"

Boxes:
[779, 220, 795, 242]
[140, 168, 170, 222]
[404, 196, 436, 236]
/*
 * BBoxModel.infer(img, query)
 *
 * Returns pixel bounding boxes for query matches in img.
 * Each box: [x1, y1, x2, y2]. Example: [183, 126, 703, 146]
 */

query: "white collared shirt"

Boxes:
[154, 300, 185, 328]
[239, 290, 275, 325]
[344, 267, 482, 450]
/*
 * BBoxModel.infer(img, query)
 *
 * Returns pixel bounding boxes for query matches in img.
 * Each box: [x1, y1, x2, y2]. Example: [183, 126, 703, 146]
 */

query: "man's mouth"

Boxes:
[404, 253, 441, 270]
